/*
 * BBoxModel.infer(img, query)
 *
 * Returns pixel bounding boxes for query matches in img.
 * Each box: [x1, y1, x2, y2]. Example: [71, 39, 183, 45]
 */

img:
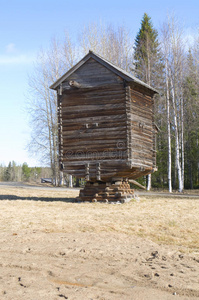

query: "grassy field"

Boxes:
[0, 185, 199, 299]
[0, 186, 198, 253]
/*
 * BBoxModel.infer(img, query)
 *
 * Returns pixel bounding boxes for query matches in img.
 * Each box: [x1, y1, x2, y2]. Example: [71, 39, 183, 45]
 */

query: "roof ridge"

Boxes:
[88, 50, 158, 93]
[50, 50, 158, 94]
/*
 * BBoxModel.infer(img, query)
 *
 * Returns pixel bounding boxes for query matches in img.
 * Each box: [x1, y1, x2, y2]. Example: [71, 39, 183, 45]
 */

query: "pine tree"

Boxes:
[4, 162, 12, 181]
[183, 50, 199, 188]
[134, 13, 163, 190]
[22, 163, 32, 181]
[134, 13, 163, 87]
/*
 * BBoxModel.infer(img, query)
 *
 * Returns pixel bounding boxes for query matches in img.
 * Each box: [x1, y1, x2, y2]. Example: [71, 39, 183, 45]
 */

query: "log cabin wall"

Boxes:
[59, 58, 129, 180]
[62, 58, 121, 88]
[129, 85, 155, 170]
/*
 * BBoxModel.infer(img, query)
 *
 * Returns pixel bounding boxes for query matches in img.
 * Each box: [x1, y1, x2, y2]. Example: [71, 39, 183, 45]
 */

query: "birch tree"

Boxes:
[161, 16, 185, 192]
[27, 37, 75, 185]
[79, 23, 133, 71]
[161, 22, 172, 192]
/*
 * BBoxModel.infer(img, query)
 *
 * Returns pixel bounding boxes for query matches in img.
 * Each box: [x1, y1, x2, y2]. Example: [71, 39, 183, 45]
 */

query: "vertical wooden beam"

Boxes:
[152, 95, 156, 169]
[57, 84, 63, 171]
[96, 162, 101, 181]
[85, 163, 90, 181]
[125, 85, 132, 167]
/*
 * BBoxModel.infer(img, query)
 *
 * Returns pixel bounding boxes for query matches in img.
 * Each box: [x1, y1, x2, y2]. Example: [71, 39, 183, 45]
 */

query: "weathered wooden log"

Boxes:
[128, 179, 146, 190]
[78, 181, 134, 203]
[68, 80, 81, 88]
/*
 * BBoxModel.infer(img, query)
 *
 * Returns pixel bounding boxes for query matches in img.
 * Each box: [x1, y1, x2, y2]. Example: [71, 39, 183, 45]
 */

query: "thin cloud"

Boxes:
[0, 54, 35, 65]
[6, 43, 16, 53]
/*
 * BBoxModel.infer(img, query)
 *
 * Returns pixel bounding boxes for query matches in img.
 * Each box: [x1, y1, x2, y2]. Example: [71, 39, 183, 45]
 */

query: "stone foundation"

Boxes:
[77, 181, 134, 203]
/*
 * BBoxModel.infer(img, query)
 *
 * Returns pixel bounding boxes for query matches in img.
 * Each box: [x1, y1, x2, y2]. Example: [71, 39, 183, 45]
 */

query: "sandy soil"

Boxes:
[0, 184, 198, 300]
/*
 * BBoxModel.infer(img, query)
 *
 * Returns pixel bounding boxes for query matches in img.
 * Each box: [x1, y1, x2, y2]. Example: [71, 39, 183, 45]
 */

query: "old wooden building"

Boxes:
[50, 50, 158, 202]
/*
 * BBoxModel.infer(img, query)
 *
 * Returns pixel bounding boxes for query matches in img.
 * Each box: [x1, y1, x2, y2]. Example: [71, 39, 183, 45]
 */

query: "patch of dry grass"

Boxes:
[0, 187, 198, 253]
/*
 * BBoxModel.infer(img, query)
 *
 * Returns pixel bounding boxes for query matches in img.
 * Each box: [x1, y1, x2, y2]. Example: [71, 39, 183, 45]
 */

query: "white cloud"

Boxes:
[0, 54, 35, 65]
[0, 43, 36, 65]
[6, 43, 16, 53]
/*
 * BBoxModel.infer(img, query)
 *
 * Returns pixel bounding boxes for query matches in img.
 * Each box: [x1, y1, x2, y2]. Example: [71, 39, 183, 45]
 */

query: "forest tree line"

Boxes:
[0, 162, 51, 183]
[26, 13, 199, 191]
[0, 161, 83, 187]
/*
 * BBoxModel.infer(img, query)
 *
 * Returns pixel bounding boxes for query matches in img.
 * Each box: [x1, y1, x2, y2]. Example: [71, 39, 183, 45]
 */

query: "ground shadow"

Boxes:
[0, 194, 77, 203]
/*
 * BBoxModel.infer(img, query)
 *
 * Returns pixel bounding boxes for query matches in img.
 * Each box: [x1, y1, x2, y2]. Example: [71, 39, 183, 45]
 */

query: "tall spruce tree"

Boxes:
[134, 13, 163, 190]
[134, 13, 163, 87]
[183, 50, 199, 188]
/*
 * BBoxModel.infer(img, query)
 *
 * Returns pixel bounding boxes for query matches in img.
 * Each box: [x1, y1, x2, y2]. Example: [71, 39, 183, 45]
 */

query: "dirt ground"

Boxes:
[0, 184, 198, 300]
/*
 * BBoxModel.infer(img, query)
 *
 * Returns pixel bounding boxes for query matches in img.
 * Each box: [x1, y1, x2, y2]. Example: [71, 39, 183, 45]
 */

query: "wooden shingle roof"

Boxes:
[50, 50, 158, 94]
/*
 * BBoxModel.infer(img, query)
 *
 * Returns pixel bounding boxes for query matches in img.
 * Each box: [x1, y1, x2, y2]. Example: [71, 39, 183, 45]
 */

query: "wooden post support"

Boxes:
[96, 163, 101, 181]
[85, 163, 90, 181]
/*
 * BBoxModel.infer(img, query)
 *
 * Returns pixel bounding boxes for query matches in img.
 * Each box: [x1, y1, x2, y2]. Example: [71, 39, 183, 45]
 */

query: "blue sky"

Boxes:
[0, 0, 198, 167]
